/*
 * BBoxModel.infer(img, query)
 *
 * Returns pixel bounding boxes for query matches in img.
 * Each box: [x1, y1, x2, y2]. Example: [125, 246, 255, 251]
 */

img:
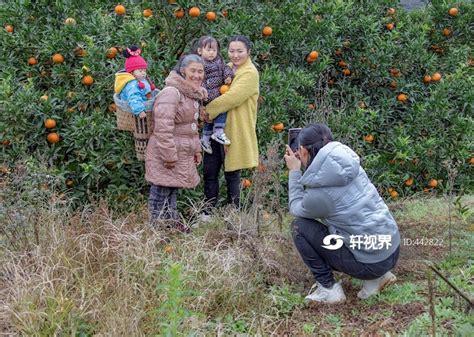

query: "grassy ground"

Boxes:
[1, 170, 473, 336]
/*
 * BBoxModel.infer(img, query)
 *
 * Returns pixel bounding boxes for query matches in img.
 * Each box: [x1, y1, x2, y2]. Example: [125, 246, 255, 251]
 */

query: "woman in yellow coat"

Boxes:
[202, 35, 259, 211]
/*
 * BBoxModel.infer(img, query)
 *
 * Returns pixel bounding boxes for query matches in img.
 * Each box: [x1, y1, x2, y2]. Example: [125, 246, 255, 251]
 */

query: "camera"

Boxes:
[288, 128, 302, 152]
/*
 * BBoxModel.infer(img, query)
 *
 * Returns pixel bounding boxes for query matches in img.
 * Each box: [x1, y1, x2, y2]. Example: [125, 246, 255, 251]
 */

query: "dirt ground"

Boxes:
[272, 199, 472, 336]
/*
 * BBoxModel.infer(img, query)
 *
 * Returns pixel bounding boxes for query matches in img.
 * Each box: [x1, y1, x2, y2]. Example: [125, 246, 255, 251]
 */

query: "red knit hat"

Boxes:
[124, 47, 148, 73]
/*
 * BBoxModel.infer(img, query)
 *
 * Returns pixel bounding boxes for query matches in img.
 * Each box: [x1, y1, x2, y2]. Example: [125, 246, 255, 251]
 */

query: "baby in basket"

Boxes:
[114, 45, 157, 118]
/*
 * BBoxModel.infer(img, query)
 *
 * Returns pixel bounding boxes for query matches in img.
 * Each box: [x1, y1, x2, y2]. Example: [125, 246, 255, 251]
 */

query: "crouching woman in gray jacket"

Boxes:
[284, 123, 400, 303]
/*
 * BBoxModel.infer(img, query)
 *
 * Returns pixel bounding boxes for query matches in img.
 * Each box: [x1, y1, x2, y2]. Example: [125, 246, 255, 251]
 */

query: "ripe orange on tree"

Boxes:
[428, 179, 438, 188]
[44, 118, 56, 129]
[390, 68, 401, 77]
[47, 132, 60, 144]
[52, 53, 64, 64]
[431, 72, 442, 81]
[442, 28, 451, 36]
[448, 7, 458, 16]
[219, 84, 230, 95]
[338, 60, 347, 67]
[262, 26, 272, 37]
[5, 24, 13, 33]
[106, 47, 118, 59]
[397, 93, 408, 103]
[342, 68, 351, 76]
[174, 8, 185, 18]
[108, 103, 117, 112]
[308, 51, 319, 60]
[143, 9, 152, 17]
[386, 22, 395, 30]
[28, 57, 38, 65]
[40, 95, 49, 101]
[206, 11, 216, 21]
[387, 8, 396, 16]
[115, 4, 126, 15]
[222, 10, 229, 17]
[390, 190, 399, 199]
[74, 47, 86, 57]
[306, 56, 315, 64]
[271, 122, 284, 132]
[241, 178, 252, 189]
[364, 134, 374, 143]
[189, 6, 201, 17]
[81, 75, 94, 86]
[423, 75, 431, 83]
[469, 157, 474, 165]
[404, 178, 414, 187]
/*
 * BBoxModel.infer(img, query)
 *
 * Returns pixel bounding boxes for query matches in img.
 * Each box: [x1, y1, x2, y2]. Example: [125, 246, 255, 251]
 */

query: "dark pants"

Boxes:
[148, 185, 179, 223]
[291, 217, 400, 288]
[203, 112, 227, 136]
[203, 139, 240, 210]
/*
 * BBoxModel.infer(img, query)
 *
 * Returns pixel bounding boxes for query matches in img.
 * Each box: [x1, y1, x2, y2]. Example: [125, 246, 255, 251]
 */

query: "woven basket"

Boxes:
[113, 90, 159, 132]
[134, 111, 153, 161]
[113, 94, 135, 132]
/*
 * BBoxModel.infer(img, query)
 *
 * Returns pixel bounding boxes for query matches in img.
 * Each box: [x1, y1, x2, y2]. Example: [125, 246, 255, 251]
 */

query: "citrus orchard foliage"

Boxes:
[1, 0, 472, 206]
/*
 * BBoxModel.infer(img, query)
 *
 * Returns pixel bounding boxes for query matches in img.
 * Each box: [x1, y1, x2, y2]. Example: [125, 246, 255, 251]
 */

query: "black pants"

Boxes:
[148, 185, 179, 223]
[203, 139, 240, 210]
[291, 217, 400, 288]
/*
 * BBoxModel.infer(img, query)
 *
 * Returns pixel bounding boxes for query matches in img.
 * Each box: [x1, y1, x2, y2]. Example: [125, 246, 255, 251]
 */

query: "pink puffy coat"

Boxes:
[145, 71, 206, 188]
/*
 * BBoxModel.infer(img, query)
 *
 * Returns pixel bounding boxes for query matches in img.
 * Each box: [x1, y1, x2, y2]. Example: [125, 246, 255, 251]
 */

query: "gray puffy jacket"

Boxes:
[288, 141, 400, 263]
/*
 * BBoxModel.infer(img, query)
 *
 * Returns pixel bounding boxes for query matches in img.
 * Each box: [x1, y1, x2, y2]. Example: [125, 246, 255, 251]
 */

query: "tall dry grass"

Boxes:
[0, 161, 309, 335]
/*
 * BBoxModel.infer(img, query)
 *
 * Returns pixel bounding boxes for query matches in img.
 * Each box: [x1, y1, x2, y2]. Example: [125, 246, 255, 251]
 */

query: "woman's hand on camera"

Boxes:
[284, 145, 301, 171]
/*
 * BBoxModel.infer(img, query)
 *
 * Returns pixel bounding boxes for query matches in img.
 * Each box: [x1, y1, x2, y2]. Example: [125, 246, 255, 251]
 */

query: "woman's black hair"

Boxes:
[298, 123, 334, 167]
[123, 45, 139, 58]
[228, 35, 252, 51]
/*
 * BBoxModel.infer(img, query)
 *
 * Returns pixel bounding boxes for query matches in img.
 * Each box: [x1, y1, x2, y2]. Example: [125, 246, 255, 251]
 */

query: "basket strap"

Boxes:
[160, 86, 181, 101]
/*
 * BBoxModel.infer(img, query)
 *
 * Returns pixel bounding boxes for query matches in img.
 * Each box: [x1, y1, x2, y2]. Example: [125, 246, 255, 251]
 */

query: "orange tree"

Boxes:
[0, 0, 472, 208]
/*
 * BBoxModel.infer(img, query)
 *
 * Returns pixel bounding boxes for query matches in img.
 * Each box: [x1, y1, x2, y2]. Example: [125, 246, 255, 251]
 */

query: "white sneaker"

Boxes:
[305, 281, 346, 303]
[357, 271, 397, 299]
[211, 132, 231, 145]
[201, 139, 213, 154]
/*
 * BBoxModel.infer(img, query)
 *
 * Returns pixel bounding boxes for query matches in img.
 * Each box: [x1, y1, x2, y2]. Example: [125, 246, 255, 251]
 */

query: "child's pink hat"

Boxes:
[125, 47, 147, 73]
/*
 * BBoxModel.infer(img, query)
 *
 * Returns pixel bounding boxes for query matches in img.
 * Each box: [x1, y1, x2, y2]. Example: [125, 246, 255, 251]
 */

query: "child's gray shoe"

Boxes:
[201, 139, 213, 154]
[211, 132, 231, 145]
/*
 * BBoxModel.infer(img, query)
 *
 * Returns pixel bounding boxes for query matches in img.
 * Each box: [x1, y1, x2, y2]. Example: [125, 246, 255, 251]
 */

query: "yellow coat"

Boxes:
[206, 57, 260, 172]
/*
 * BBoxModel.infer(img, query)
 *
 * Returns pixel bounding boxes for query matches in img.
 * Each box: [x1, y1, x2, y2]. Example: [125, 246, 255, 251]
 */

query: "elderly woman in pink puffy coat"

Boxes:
[145, 54, 207, 232]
